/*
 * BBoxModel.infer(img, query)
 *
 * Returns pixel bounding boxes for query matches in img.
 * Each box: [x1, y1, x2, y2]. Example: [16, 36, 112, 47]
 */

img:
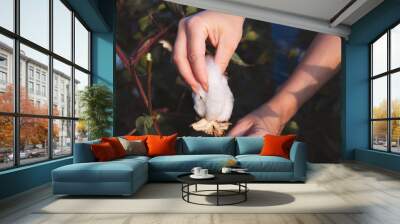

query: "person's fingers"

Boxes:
[246, 128, 269, 137]
[173, 20, 199, 93]
[227, 118, 253, 137]
[215, 36, 238, 73]
[185, 17, 208, 91]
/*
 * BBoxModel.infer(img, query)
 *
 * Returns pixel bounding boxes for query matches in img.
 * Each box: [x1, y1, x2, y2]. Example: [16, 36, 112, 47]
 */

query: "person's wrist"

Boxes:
[250, 102, 285, 135]
[266, 90, 298, 125]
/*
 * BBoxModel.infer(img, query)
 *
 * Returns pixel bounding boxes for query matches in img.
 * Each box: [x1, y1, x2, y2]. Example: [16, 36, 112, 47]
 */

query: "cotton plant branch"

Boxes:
[116, 24, 173, 135]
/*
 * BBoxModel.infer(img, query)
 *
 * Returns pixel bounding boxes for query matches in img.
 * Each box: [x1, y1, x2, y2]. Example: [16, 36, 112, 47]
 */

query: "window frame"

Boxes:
[0, 0, 92, 171]
[370, 20, 400, 154]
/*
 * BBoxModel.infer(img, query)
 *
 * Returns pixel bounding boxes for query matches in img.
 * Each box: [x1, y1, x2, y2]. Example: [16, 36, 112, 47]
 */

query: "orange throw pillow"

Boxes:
[146, 133, 178, 157]
[101, 137, 126, 158]
[124, 135, 147, 141]
[91, 142, 117, 161]
[260, 134, 296, 159]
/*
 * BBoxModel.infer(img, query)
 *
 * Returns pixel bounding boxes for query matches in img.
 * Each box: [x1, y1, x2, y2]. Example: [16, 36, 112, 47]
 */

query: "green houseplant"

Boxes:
[79, 84, 113, 140]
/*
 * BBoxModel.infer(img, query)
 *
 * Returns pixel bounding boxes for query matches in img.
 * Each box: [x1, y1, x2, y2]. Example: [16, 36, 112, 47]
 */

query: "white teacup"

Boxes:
[191, 167, 202, 176]
[199, 169, 208, 176]
[221, 167, 232, 174]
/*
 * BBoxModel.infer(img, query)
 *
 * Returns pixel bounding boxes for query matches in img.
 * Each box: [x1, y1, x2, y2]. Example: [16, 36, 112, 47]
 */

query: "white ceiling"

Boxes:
[227, 0, 353, 22]
[165, 0, 384, 38]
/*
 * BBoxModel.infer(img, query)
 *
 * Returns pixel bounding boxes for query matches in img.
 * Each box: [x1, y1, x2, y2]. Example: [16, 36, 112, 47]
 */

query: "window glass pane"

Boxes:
[0, 116, 13, 170]
[372, 33, 387, 76]
[74, 69, 89, 118]
[372, 121, 388, 151]
[391, 24, 400, 70]
[20, 44, 49, 115]
[391, 72, 400, 118]
[20, 0, 49, 49]
[53, 0, 72, 60]
[74, 17, 89, 70]
[53, 59, 72, 117]
[75, 120, 88, 143]
[372, 76, 387, 119]
[53, 119, 72, 157]
[0, 34, 14, 112]
[391, 120, 400, 153]
[20, 117, 49, 165]
[0, 0, 14, 31]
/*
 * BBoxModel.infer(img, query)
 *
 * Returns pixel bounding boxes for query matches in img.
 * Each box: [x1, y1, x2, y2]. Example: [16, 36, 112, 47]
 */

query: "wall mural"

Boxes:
[115, 0, 342, 162]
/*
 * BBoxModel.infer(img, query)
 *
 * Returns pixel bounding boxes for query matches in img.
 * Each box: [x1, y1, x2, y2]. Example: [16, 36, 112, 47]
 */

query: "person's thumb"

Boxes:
[227, 119, 253, 137]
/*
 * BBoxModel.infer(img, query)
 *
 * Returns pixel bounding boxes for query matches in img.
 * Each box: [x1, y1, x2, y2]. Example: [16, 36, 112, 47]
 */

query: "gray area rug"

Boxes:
[38, 183, 362, 214]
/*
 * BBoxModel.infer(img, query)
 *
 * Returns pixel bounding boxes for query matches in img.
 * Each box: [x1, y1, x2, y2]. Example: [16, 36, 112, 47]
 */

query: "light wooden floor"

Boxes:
[1, 162, 400, 224]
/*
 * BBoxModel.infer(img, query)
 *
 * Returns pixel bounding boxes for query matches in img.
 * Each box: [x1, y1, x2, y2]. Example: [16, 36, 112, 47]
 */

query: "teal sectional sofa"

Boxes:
[52, 137, 307, 196]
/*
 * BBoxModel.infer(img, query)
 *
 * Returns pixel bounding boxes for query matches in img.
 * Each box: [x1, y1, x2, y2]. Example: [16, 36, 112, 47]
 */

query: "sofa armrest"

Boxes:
[289, 141, 307, 181]
[73, 141, 99, 163]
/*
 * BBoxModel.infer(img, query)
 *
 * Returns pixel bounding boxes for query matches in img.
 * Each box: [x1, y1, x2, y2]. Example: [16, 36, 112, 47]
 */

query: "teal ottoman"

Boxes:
[52, 156, 148, 196]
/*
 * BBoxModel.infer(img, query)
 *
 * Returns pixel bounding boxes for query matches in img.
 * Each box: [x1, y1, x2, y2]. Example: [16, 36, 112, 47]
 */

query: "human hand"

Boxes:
[228, 34, 341, 137]
[228, 103, 285, 137]
[173, 10, 244, 93]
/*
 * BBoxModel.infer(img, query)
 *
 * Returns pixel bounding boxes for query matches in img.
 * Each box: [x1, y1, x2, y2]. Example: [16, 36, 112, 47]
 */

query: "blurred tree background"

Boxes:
[372, 100, 400, 148]
[115, 0, 342, 162]
[0, 86, 59, 159]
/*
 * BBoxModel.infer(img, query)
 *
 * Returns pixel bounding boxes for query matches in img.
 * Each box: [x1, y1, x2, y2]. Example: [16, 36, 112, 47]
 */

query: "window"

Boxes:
[0, 35, 13, 113]
[0, 116, 14, 170]
[371, 23, 400, 154]
[0, 55, 7, 67]
[53, 119, 72, 158]
[0, 0, 91, 170]
[74, 69, 89, 118]
[74, 17, 90, 70]
[0, 0, 14, 32]
[0, 71, 7, 84]
[42, 85, 46, 97]
[20, 0, 49, 49]
[53, 0, 72, 60]
[35, 84, 40, 96]
[28, 81, 34, 94]
[0, 54, 8, 89]
[28, 67, 34, 80]
[35, 70, 40, 81]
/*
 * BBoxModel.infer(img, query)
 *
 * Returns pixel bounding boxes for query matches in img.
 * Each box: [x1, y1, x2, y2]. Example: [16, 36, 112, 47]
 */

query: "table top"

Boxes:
[177, 172, 255, 185]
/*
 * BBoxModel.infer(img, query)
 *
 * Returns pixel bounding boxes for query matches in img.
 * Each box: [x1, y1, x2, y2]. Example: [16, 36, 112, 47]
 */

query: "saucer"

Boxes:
[190, 174, 215, 179]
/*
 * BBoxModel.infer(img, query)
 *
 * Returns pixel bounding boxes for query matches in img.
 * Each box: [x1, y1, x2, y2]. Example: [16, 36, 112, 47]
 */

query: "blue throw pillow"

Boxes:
[180, 137, 235, 155]
[235, 137, 264, 155]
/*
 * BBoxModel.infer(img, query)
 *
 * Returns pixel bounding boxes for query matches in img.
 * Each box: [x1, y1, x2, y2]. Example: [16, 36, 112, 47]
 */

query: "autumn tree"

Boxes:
[0, 85, 59, 152]
[372, 99, 400, 143]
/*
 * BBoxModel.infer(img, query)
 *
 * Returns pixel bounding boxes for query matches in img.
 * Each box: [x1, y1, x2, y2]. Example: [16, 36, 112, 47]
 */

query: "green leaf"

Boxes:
[138, 16, 151, 32]
[79, 84, 113, 140]
[231, 53, 250, 67]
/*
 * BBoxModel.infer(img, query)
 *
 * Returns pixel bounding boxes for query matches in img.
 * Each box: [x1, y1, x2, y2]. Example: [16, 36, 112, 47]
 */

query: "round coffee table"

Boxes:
[177, 173, 255, 206]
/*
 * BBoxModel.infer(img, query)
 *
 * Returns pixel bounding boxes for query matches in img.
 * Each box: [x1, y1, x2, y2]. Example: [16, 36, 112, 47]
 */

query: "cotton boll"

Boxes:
[204, 56, 234, 122]
[192, 89, 207, 118]
[191, 55, 234, 136]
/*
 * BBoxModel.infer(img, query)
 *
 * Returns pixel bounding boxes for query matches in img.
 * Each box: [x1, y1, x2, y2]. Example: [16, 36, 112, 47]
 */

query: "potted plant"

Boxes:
[79, 84, 113, 140]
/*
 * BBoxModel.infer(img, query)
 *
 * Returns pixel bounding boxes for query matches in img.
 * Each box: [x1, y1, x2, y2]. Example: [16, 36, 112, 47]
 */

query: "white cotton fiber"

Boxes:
[191, 56, 234, 136]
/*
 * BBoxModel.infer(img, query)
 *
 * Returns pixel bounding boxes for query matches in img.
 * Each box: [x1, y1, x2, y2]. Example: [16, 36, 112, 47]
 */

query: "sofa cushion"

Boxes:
[147, 134, 178, 157]
[116, 155, 150, 163]
[179, 137, 235, 155]
[91, 142, 118, 161]
[53, 158, 147, 183]
[259, 134, 296, 159]
[118, 137, 147, 156]
[149, 154, 235, 172]
[235, 137, 263, 155]
[101, 137, 127, 158]
[236, 155, 293, 172]
[73, 139, 100, 163]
